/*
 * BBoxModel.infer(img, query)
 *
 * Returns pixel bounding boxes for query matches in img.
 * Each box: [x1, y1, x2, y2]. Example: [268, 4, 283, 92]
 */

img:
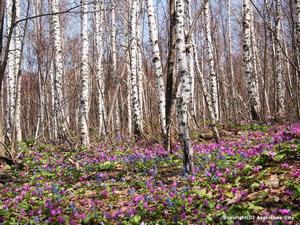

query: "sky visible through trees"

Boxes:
[0, 0, 300, 224]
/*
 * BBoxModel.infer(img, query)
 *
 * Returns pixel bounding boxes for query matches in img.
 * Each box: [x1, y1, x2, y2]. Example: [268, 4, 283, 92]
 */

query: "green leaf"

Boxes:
[250, 182, 260, 190]
[274, 153, 286, 162]
[208, 201, 216, 209]
[197, 189, 206, 197]
[235, 177, 241, 185]
[133, 215, 141, 224]
[247, 202, 264, 212]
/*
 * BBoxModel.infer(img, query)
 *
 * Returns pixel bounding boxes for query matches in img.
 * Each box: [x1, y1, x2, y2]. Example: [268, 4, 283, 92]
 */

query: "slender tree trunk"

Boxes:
[94, 0, 106, 136]
[175, 0, 193, 174]
[146, 0, 166, 137]
[79, 0, 90, 146]
[185, 0, 196, 126]
[243, 0, 261, 121]
[204, 0, 219, 122]
[274, 0, 285, 118]
[14, 0, 22, 142]
[127, 54, 132, 136]
[130, 0, 142, 138]
[136, 2, 144, 132]
[164, 0, 176, 151]
[50, 0, 68, 139]
[6, 0, 15, 141]
[227, 0, 237, 123]
[293, 0, 300, 118]
[194, 49, 220, 141]
[111, 0, 120, 136]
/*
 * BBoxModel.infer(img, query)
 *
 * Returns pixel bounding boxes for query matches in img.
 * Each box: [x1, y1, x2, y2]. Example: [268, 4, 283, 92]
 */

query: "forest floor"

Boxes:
[0, 123, 300, 225]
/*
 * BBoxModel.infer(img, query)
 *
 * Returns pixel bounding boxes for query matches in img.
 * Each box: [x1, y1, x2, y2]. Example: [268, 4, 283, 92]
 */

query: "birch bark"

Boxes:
[175, 0, 193, 173]
[111, 0, 121, 135]
[6, 0, 15, 140]
[94, 0, 106, 136]
[79, 0, 90, 146]
[130, 0, 142, 138]
[243, 0, 261, 121]
[145, 0, 166, 136]
[204, 0, 219, 121]
[274, 0, 285, 117]
[50, 0, 67, 139]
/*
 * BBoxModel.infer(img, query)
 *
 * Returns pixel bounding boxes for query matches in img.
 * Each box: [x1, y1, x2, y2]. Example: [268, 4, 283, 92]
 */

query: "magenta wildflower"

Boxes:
[57, 216, 65, 224]
[281, 163, 289, 169]
[278, 209, 290, 215]
[50, 209, 57, 216]
[253, 166, 260, 173]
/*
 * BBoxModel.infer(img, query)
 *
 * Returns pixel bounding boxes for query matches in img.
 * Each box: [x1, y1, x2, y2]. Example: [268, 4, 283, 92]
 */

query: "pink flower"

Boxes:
[172, 181, 177, 187]
[278, 209, 290, 215]
[253, 166, 260, 173]
[57, 216, 65, 224]
[281, 163, 289, 169]
[50, 209, 57, 216]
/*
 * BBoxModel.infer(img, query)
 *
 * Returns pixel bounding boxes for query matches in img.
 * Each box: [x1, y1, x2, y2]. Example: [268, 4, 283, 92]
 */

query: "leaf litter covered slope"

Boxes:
[0, 123, 300, 224]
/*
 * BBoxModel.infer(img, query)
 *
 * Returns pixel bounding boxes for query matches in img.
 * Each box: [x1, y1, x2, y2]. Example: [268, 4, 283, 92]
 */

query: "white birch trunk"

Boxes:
[185, 0, 196, 122]
[175, 0, 193, 174]
[194, 50, 220, 141]
[127, 54, 132, 136]
[111, 0, 120, 135]
[130, 0, 142, 137]
[49, 61, 58, 138]
[227, 0, 237, 122]
[243, 0, 261, 121]
[50, 0, 67, 138]
[6, 0, 15, 140]
[94, 0, 106, 136]
[79, 0, 90, 146]
[275, 0, 285, 117]
[14, 0, 22, 142]
[204, 0, 219, 121]
[136, 2, 144, 131]
[145, 0, 166, 136]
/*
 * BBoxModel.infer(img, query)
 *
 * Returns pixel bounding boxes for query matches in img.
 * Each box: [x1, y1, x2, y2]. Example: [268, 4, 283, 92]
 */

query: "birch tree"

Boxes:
[175, 0, 193, 173]
[130, 0, 142, 138]
[164, 0, 176, 151]
[145, 0, 166, 136]
[6, 0, 15, 141]
[136, 1, 144, 132]
[227, 0, 237, 123]
[79, 0, 90, 146]
[50, 0, 68, 139]
[111, 0, 120, 135]
[274, 0, 285, 117]
[243, 0, 261, 121]
[14, 0, 22, 142]
[94, 0, 106, 136]
[204, 0, 219, 122]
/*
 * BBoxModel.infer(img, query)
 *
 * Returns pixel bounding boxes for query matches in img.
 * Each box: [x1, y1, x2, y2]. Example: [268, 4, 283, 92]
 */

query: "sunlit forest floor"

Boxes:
[0, 123, 300, 224]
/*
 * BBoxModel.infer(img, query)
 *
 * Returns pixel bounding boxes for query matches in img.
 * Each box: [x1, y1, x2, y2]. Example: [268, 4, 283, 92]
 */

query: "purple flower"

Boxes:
[281, 163, 289, 169]
[133, 195, 143, 203]
[50, 209, 57, 216]
[278, 209, 290, 215]
[80, 213, 86, 220]
[57, 216, 65, 224]
[253, 166, 260, 173]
